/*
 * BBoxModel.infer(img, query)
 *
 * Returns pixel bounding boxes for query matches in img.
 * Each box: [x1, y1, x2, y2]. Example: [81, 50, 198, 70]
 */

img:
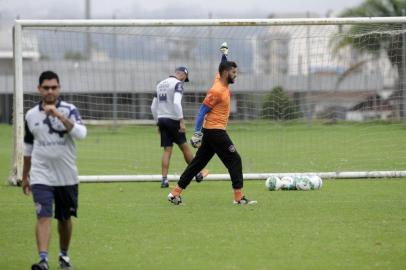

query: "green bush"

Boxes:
[64, 51, 85, 60]
[262, 86, 300, 120]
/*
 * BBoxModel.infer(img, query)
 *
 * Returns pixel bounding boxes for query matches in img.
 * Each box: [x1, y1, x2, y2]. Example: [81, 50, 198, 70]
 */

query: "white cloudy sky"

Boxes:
[1, 0, 365, 19]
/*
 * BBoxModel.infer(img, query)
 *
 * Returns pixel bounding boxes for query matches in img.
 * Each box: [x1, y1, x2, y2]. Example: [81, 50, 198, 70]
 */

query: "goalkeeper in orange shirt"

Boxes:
[168, 42, 257, 205]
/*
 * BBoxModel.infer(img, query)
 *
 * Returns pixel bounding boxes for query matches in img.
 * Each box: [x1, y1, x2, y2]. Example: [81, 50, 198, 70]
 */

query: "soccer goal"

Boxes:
[9, 18, 406, 184]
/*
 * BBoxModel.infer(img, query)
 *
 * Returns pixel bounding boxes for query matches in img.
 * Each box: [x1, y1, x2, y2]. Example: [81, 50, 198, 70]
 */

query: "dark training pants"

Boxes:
[178, 128, 243, 190]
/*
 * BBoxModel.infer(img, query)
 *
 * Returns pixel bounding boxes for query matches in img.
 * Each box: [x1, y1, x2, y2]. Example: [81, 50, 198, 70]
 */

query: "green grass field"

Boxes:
[77, 121, 406, 175]
[3, 121, 405, 178]
[1, 180, 405, 270]
[0, 124, 12, 182]
[1, 122, 406, 269]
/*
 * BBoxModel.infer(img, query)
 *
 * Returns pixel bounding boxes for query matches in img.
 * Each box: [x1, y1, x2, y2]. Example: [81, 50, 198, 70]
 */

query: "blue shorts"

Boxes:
[31, 184, 78, 221]
[158, 118, 187, 147]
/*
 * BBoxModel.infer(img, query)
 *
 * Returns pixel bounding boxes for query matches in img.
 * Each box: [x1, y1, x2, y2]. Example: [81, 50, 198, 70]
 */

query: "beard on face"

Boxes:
[227, 75, 235, 84]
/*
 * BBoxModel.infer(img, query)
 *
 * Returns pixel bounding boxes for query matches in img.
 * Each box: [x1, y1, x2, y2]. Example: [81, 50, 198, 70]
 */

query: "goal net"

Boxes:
[10, 18, 406, 184]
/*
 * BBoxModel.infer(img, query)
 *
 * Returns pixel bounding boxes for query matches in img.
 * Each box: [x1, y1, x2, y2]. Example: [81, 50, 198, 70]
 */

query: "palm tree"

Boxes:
[334, 0, 406, 119]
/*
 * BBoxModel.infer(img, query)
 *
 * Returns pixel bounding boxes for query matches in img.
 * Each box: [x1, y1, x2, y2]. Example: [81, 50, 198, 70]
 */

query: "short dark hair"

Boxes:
[218, 61, 237, 75]
[39, 71, 59, 85]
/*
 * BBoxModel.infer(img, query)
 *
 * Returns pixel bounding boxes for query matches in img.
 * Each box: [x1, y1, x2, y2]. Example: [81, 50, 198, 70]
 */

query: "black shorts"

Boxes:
[31, 184, 78, 221]
[158, 118, 187, 147]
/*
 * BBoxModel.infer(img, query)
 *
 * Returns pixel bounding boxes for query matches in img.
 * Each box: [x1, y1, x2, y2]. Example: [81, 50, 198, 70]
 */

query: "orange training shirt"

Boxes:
[202, 73, 231, 130]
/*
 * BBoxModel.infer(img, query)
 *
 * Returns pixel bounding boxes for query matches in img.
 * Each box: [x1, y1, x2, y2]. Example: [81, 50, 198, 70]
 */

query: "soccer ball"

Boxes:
[308, 175, 323, 190]
[265, 176, 280, 191]
[295, 176, 311, 191]
[280, 176, 296, 190]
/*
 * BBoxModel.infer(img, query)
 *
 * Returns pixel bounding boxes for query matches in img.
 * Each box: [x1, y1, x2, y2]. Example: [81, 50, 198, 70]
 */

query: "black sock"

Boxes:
[60, 249, 68, 257]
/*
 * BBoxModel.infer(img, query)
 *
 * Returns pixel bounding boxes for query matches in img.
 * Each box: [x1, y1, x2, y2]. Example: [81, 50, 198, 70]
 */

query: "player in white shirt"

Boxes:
[22, 71, 86, 270]
[151, 67, 208, 188]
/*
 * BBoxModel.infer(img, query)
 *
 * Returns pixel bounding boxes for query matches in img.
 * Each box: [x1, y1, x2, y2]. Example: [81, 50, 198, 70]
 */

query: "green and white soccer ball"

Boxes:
[265, 176, 280, 191]
[294, 176, 311, 191]
[308, 175, 323, 190]
[280, 176, 297, 190]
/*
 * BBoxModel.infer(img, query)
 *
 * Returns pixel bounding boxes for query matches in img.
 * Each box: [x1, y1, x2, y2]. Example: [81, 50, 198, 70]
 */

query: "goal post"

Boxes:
[10, 17, 406, 184]
[11, 23, 24, 185]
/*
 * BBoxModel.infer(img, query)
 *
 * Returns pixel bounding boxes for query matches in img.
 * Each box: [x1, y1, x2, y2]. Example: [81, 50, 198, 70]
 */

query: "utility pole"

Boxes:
[85, 0, 91, 59]
[305, 11, 312, 124]
[208, 11, 213, 72]
[112, 13, 118, 131]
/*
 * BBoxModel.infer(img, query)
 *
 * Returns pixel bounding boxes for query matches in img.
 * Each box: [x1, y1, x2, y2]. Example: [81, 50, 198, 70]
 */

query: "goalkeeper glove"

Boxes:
[190, 131, 203, 148]
[219, 42, 229, 56]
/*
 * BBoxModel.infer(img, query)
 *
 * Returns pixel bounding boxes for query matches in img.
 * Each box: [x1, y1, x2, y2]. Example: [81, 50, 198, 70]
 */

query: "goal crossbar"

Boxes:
[15, 17, 406, 28]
